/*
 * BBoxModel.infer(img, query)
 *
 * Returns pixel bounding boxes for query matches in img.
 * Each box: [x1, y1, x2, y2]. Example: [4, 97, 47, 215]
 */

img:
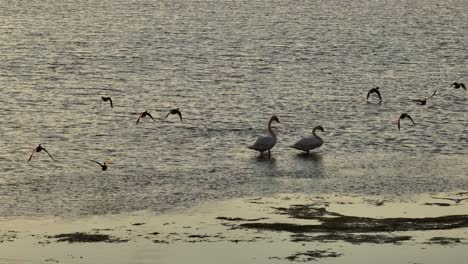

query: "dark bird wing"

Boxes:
[427, 90, 437, 99]
[148, 113, 156, 122]
[136, 115, 141, 124]
[376, 90, 382, 102]
[109, 97, 113, 108]
[28, 149, 35, 162]
[89, 159, 103, 166]
[165, 112, 170, 119]
[43, 148, 54, 160]
[461, 83, 467, 90]
[366, 89, 372, 100]
[177, 111, 183, 122]
[397, 118, 401, 130]
[406, 115, 416, 125]
[409, 98, 424, 103]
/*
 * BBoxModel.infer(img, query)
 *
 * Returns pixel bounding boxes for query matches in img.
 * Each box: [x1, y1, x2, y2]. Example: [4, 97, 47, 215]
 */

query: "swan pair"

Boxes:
[248, 115, 324, 157]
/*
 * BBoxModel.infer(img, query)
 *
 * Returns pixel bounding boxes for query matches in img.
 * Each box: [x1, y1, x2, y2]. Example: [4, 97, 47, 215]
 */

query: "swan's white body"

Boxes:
[290, 126, 324, 153]
[248, 115, 280, 156]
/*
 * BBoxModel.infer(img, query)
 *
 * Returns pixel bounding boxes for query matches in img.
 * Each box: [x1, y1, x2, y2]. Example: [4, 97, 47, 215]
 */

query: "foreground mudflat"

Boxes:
[1, 194, 468, 263]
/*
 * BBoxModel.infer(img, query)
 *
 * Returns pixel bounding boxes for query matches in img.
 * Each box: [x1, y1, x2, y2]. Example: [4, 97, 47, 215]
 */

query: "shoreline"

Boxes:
[1, 193, 468, 263]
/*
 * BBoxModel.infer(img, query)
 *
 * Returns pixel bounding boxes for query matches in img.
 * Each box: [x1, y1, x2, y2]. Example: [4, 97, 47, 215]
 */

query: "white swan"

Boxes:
[248, 115, 280, 157]
[289, 125, 324, 154]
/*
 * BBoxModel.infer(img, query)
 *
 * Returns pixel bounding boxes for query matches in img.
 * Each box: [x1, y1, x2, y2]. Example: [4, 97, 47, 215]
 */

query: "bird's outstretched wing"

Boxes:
[136, 115, 141, 124]
[28, 149, 35, 162]
[397, 117, 401, 130]
[366, 90, 372, 100]
[376, 90, 382, 102]
[165, 112, 170, 119]
[43, 148, 54, 160]
[406, 115, 416, 125]
[148, 113, 156, 122]
[427, 90, 437, 99]
[108, 98, 113, 108]
[461, 83, 467, 90]
[177, 111, 183, 122]
[409, 98, 424, 103]
[89, 159, 103, 166]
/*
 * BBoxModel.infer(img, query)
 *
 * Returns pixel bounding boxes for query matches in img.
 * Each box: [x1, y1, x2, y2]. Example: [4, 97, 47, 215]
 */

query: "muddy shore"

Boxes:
[1, 193, 468, 263]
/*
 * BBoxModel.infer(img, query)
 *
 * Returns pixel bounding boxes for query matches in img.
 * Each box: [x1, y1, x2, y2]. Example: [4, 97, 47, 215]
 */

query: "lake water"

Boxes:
[0, 0, 467, 218]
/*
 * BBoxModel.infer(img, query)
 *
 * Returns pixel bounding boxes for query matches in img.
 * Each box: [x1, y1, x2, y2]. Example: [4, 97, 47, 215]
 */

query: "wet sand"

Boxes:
[1, 193, 468, 263]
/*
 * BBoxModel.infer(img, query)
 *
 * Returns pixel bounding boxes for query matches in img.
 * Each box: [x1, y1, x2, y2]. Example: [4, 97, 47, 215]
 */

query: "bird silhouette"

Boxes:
[289, 125, 325, 154]
[248, 115, 280, 158]
[409, 90, 437, 105]
[397, 113, 415, 130]
[136, 110, 156, 124]
[430, 196, 468, 203]
[101, 96, 113, 108]
[89, 159, 109, 171]
[450, 82, 466, 90]
[367, 87, 382, 103]
[28, 144, 54, 162]
[165, 108, 183, 122]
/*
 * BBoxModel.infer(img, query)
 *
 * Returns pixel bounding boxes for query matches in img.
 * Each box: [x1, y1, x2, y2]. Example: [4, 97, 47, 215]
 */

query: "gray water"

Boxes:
[0, 0, 467, 217]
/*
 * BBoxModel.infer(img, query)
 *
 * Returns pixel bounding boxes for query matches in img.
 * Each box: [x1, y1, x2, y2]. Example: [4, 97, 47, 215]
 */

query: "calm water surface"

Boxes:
[0, 0, 467, 217]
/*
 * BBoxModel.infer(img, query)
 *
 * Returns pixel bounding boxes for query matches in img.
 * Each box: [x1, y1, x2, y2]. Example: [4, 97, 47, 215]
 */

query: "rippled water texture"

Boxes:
[0, 0, 467, 217]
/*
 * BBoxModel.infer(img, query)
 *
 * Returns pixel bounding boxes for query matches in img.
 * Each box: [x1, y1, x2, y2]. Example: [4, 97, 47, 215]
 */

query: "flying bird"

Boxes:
[89, 159, 109, 171]
[430, 196, 468, 203]
[409, 90, 437, 105]
[28, 144, 54, 162]
[450, 82, 466, 90]
[289, 125, 325, 154]
[397, 113, 415, 130]
[136, 110, 156, 124]
[367, 87, 382, 103]
[101, 96, 113, 108]
[248, 115, 280, 158]
[165, 108, 183, 122]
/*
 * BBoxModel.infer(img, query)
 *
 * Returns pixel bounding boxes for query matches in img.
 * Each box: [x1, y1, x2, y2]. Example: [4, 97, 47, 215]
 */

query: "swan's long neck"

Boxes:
[312, 127, 321, 139]
[268, 118, 276, 139]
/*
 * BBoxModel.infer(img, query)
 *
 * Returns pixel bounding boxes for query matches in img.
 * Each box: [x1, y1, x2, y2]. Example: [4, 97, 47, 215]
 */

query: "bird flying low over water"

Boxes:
[89, 159, 109, 171]
[409, 90, 437, 105]
[28, 144, 54, 162]
[397, 113, 415, 131]
[289, 125, 325, 154]
[136, 110, 156, 124]
[248, 115, 280, 158]
[165, 108, 183, 122]
[450, 82, 466, 90]
[430, 196, 468, 203]
[101, 96, 113, 108]
[367, 87, 382, 103]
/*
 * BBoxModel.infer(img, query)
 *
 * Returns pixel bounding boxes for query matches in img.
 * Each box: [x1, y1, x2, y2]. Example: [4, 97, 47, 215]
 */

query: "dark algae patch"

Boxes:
[292, 233, 412, 244]
[284, 250, 342, 262]
[216, 217, 268, 222]
[240, 205, 468, 233]
[51, 232, 128, 243]
[423, 237, 466, 245]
